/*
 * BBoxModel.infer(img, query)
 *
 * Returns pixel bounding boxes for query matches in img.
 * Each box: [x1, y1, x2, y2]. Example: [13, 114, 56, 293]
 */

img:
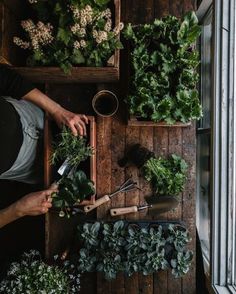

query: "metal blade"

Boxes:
[145, 196, 179, 216]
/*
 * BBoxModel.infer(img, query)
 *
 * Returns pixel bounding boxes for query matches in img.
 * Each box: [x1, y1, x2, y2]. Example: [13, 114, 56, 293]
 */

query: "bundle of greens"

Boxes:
[50, 126, 95, 217]
[142, 154, 188, 196]
[52, 170, 95, 217]
[51, 125, 93, 166]
[124, 11, 202, 124]
[14, 0, 123, 73]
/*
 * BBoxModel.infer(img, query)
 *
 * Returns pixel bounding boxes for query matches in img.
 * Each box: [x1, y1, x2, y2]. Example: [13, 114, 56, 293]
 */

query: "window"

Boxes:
[197, 0, 236, 292]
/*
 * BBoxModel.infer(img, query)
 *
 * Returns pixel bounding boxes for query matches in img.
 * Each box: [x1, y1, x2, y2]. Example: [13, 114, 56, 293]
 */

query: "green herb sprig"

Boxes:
[51, 125, 93, 167]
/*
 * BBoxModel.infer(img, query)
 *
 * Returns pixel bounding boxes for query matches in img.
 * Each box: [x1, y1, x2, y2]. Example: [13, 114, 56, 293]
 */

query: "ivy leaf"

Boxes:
[94, 0, 110, 7]
[71, 49, 85, 64]
[57, 28, 71, 46]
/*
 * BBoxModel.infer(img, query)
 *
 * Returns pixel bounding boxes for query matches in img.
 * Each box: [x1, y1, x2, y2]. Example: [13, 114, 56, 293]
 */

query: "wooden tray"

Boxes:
[44, 115, 97, 206]
[44, 115, 96, 259]
[0, 0, 121, 83]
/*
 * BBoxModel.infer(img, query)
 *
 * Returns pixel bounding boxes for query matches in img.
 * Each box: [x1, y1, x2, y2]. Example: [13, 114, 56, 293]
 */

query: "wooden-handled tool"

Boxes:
[84, 178, 139, 213]
[110, 204, 152, 216]
[110, 196, 179, 217]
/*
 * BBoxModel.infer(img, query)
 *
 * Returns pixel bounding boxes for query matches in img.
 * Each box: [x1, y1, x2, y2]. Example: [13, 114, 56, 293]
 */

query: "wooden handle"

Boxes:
[84, 195, 110, 213]
[110, 206, 138, 216]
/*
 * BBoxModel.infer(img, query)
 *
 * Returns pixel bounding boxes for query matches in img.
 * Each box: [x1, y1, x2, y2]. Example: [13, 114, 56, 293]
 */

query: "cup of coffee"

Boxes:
[92, 90, 119, 117]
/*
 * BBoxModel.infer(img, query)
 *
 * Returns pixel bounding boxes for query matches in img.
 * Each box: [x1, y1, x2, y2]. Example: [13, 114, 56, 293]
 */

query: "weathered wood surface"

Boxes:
[12, 66, 120, 83]
[94, 1, 197, 294]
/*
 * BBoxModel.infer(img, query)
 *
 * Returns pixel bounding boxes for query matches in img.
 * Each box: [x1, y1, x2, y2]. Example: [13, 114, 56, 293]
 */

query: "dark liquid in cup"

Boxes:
[94, 94, 117, 116]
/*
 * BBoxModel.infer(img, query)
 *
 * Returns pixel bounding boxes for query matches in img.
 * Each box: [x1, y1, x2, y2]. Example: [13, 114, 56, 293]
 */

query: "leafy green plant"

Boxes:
[96, 252, 123, 280]
[167, 224, 192, 251]
[124, 11, 202, 123]
[171, 251, 193, 278]
[102, 220, 126, 250]
[14, 0, 123, 73]
[143, 249, 169, 275]
[52, 170, 95, 217]
[77, 220, 193, 280]
[51, 125, 93, 167]
[0, 250, 80, 293]
[142, 154, 188, 196]
[79, 222, 101, 247]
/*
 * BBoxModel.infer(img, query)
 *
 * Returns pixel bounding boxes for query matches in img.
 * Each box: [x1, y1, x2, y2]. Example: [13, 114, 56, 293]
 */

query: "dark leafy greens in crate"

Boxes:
[77, 220, 193, 280]
[123, 11, 202, 124]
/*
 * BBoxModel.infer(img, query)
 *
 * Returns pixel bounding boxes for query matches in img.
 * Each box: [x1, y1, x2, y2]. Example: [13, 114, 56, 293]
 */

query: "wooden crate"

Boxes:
[0, 0, 121, 83]
[128, 116, 192, 127]
[44, 115, 97, 205]
[44, 115, 96, 259]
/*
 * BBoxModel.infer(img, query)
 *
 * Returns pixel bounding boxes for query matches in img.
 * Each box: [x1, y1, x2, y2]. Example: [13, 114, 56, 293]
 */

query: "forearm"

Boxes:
[22, 88, 61, 116]
[0, 203, 20, 229]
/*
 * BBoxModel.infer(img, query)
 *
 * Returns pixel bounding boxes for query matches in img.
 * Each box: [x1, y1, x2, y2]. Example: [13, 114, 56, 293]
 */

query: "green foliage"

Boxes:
[171, 251, 193, 278]
[52, 170, 95, 217]
[124, 11, 202, 123]
[14, 0, 123, 73]
[51, 125, 93, 167]
[167, 224, 192, 251]
[142, 154, 188, 196]
[0, 250, 80, 293]
[77, 221, 193, 280]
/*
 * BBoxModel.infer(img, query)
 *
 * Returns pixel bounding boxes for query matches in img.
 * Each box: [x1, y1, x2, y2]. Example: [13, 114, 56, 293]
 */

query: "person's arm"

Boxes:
[0, 64, 88, 136]
[0, 187, 56, 229]
[22, 88, 88, 136]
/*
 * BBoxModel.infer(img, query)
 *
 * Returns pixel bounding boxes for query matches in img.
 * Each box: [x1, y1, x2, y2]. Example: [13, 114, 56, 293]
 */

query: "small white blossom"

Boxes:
[13, 37, 30, 49]
[80, 40, 87, 48]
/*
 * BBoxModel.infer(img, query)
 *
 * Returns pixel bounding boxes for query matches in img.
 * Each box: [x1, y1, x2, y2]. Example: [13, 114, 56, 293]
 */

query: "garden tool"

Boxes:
[110, 196, 179, 216]
[84, 177, 139, 213]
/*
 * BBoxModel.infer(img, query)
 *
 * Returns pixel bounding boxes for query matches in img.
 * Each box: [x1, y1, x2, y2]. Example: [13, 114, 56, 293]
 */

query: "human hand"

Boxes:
[50, 105, 88, 136]
[14, 186, 58, 217]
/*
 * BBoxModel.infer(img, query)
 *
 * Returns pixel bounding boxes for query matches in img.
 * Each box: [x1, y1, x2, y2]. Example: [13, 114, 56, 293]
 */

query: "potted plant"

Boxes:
[77, 220, 193, 280]
[123, 11, 202, 126]
[0, 250, 81, 293]
[3, 0, 123, 82]
[119, 143, 188, 198]
[49, 125, 96, 217]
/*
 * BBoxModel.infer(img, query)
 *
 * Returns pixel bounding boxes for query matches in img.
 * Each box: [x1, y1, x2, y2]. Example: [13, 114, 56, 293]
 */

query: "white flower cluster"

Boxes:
[0, 250, 80, 294]
[13, 37, 30, 49]
[71, 24, 86, 37]
[14, 19, 54, 50]
[71, 4, 93, 27]
[70, 4, 123, 47]
[28, 0, 38, 3]
[74, 39, 87, 49]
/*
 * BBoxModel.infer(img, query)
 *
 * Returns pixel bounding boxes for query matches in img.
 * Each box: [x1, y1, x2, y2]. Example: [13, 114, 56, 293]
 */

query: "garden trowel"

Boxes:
[110, 196, 179, 216]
